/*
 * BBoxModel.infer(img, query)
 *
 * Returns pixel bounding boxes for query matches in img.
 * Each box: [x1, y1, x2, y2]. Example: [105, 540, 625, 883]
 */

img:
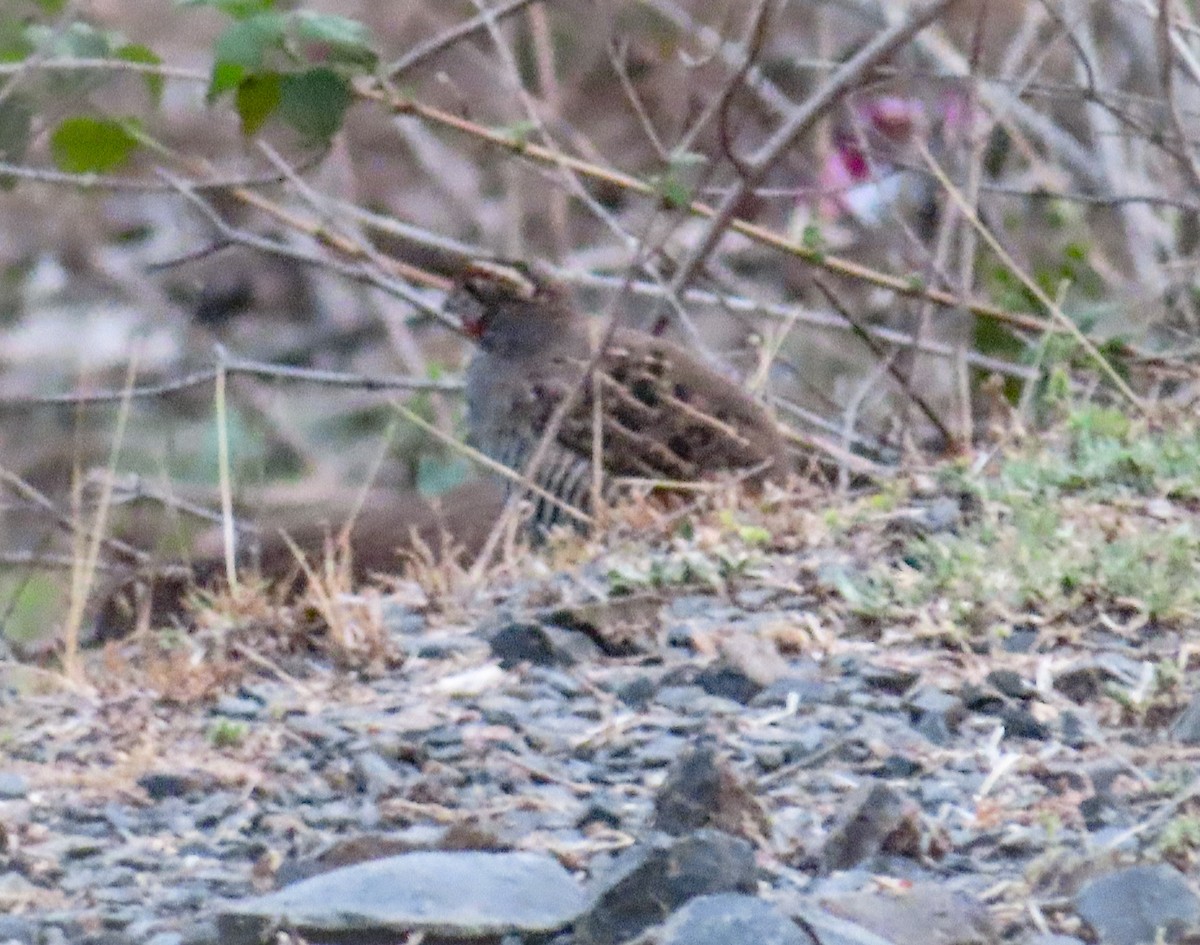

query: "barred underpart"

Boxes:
[492, 434, 621, 533]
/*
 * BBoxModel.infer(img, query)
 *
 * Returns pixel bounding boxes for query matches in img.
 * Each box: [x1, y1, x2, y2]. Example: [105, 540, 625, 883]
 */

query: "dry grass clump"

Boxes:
[91, 562, 402, 703]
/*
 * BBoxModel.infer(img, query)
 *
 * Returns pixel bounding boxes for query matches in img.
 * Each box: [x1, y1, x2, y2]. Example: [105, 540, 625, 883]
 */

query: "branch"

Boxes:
[363, 83, 1050, 335]
[0, 358, 462, 409]
[669, 0, 961, 294]
[386, 0, 546, 79]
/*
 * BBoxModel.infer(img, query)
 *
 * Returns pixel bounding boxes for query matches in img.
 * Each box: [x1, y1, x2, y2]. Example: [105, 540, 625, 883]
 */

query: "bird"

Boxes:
[446, 260, 789, 530]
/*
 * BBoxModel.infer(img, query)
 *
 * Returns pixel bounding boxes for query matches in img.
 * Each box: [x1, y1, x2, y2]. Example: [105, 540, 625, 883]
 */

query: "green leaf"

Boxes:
[0, 16, 35, 61]
[32, 0, 69, 14]
[974, 313, 1024, 361]
[502, 119, 537, 149]
[801, 223, 825, 259]
[0, 573, 65, 648]
[278, 68, 350, 142]
[116, 43, 164, 104]
[175, 0, 276, 18]
[49, 116, 140, 173]
[213, 13, 287, 70]
[208, 60, 245, 100]
[235, 71, 281, 135]
[653, 173, 692, 210]
[737, 524, 772, 546]
[208, 13, 286, 100]
[291, 11, 376, 68]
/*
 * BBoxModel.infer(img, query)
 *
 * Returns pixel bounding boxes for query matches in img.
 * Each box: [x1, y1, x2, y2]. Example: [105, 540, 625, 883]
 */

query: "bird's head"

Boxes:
[447, 260, 575, 354]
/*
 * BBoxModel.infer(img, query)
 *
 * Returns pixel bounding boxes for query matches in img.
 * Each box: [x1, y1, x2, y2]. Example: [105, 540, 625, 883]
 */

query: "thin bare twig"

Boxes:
[567, 272, 1038, 380]
[812, 277, 955, 446]
[157, 169, 455, 322]
[386, 0, 545, 79]
[1157, 0, 1200, 193]
[0, 359, 461, 409]
[0, 157, 326, 193]
[62, 353, 139, 674]
[715, 0, 776, 186]
[365, 84, 1051, 335]
[0, 466, 147, 567]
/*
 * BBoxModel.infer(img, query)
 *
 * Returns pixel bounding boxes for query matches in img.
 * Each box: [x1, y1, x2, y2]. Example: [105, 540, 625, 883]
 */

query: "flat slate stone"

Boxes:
[217, 850, 586, 943]
[820, 884, 995, 945]
[658, 894, 817, 945]
[1075, 863, 1200, 945]
[0, 772, 29, 800]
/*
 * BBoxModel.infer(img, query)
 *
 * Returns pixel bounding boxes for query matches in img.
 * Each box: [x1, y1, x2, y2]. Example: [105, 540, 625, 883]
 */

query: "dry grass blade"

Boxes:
[214, 361, 239, 593]
[61, 354, 140, 679]
[916, 139, 1146, 412]
[389, 400, 593, 529]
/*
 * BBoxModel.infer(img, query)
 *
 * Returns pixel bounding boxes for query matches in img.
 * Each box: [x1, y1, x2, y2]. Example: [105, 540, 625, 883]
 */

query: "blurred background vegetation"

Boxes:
[0, 0, 1196, 650]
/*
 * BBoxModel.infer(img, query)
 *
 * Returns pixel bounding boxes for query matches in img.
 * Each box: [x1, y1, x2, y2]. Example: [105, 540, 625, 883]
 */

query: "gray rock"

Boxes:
[0, 914, 36, 944]
[651, 744, 767, 841]
[212, 696, 262, 720]
[695, 660, 766, 704]
[789, 905, 899, 945]
[820, 884, 994, 945]
[178, 921, 220, 945]
[350, 750, 402, 798]
[0, 772, 28, 800]
[1001, 625, 1039, 653]
[0, 871, 39, 909]
[820, 782, 920, 874]
[859, 665, 920, 697]
[904, 687, 963, 745]
[657, 894, 817, 945]
[380, 600, 425, 636]
[285, 715, 351, 747]
[986, 669, 1036, 701]
[144, 933, 184, 945]
[1053, 655, 1144, 705]
[217, 850, 586, 944]
[1170, 694, 1200, 745]
[489, 621, 599, 668]
[617, 674, 658, 708]
[1074, 863, 1200, 945]
[576, 829, 757, 945]
[138, 772, 198, 800]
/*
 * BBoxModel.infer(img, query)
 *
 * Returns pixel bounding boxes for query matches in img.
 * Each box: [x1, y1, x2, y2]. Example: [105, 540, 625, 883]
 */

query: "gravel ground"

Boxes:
[2, 467, 1199, 945]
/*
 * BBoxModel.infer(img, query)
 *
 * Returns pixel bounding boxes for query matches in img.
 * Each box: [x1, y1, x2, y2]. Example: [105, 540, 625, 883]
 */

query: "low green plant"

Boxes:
[207, 719, 248, 748]
[844, 403, 1200, 633]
